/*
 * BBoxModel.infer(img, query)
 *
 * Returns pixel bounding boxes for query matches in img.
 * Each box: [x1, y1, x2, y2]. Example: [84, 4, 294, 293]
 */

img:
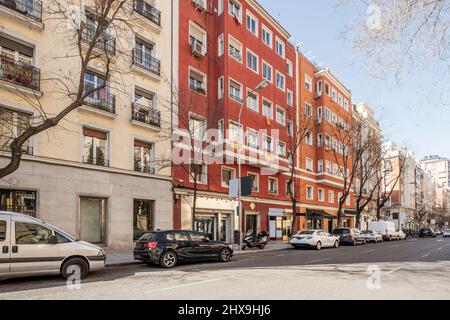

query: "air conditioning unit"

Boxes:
[193, 0, 207, 12]
[191, 41, 206, 57]
[314, 92, 322, 99]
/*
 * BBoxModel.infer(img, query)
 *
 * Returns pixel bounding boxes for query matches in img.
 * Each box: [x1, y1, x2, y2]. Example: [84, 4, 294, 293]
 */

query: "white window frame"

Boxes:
[318, 188, 325, 202]
[306, 157, 314, 172]
[286, 59, 293, 77]
[287, 89, 294, 107]
[221, 166, 236, 188]
[268, 177, 279, 195]
[276, 106, 286, 125]
[246, 49, 259, 74]
[262, 60, 273, 83]
[246, 11, 259, 37]
[246, 89, 259, 113]
[229, 77, 243, 103]
[228, 35, 243, 63]
[262, 98, 274, 119]
[305, 74, 312, 92]
[218, 34, 224, 57]
[306, 186, 314, 200]
[261, 24, 273, 48]
[275, 36, 285, 58]
[248, 172, 260, 192]
[276, 70, 285, 91]
[218, 76, 224, 99]
[277, 140, 286, 158]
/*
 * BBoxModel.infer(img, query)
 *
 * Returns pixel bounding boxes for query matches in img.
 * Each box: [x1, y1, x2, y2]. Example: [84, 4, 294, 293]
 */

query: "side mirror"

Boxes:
[49, 235, 58, 245]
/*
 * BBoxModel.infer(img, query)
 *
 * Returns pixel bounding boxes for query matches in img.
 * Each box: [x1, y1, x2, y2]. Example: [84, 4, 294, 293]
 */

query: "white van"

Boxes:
[0, 211, 105, 280]
[367, 221, 400, 241]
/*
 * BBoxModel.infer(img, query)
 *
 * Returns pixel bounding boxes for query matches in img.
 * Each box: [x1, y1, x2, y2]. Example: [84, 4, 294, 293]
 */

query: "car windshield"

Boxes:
[297, 231, 315, 235]
[333, 229, 350, 235]
[46, 223, 77, 241]
[363, 231, 373, 234]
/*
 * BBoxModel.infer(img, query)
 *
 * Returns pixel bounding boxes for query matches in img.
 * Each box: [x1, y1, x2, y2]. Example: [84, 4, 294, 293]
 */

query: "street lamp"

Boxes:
[237, 80, 268, 250]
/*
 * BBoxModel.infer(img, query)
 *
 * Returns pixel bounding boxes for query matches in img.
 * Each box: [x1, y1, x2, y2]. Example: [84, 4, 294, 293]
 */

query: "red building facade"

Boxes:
[174, 0, 355, 243]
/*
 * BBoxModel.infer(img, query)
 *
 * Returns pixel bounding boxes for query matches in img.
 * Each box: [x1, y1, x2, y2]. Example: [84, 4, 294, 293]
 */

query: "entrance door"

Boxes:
[0, 216, 10, 274]
[269, 218, 276, 239]
[194, 216, 216, 240]
[246, 214, 258, 234]
[79, 197, 106, 244]
[220, 215, 230, 243]
[328, 219, 334, 233]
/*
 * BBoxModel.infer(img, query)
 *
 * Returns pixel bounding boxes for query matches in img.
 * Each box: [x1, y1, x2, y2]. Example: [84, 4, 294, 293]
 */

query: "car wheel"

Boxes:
[259, 244, 266, 250]
[61, 257, 89, 280]
[160, 251, 178, 269]
[334, 240, 339, 248]
[219, 248, 232, 263]
[316, 241, 322, 250]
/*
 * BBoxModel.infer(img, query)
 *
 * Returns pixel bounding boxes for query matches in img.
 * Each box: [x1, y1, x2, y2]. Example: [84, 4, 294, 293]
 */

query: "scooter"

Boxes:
[242, 230, 269, 250]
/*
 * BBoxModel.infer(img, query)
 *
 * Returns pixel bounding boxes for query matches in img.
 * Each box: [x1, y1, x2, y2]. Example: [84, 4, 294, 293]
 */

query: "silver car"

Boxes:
[362, 230, 383, 243]
[290, 230, 340, 250]
[0, 211, 105, 280]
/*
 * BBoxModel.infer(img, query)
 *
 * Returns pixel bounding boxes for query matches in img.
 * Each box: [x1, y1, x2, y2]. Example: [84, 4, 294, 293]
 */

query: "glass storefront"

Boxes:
[194, 213, 231, 243]
[269, 213, 293, 240]
[0, 189, 36, 216]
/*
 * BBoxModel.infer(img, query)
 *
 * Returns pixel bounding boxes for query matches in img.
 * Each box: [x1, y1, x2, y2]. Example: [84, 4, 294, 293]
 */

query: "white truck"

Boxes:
[367, 221, 400, 241]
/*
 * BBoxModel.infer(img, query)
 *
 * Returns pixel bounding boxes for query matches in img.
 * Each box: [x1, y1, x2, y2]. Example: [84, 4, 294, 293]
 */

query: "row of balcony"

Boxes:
[0, 0, 161, 26]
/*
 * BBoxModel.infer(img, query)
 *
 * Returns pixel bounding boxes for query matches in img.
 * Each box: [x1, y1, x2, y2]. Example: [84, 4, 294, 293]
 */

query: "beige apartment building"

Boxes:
[0, 0, 179, 249]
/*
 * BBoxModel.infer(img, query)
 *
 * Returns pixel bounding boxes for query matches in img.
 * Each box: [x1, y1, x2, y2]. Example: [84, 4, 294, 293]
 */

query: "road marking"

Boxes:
[303, 257, 331, 264]
[386, 267, 402, 275]
[437, 240, 444, 242]
[389, 245, 399, 248]
[422, 253, 431, 258]
[361, 250, 375, 254]
[144, 277, 228, 294]
[438, 247, 443, 251]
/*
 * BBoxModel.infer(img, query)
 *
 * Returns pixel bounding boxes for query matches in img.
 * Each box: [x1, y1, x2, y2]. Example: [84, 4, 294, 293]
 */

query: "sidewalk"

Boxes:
[105, 241, 291, 267]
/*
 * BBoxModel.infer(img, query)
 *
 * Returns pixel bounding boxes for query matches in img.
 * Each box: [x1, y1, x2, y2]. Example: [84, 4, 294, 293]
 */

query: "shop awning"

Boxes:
[299, 209, 338, 220]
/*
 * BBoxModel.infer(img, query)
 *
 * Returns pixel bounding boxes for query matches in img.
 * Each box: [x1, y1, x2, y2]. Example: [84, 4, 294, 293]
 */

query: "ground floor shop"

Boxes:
[0, 158, 173, 249]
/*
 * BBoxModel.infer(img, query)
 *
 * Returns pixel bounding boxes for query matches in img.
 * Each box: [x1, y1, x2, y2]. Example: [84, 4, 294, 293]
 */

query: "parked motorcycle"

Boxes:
[242, 229, 269, 250]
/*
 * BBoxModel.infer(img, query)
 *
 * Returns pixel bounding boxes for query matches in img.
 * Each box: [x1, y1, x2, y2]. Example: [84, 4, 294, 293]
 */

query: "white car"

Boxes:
[0, 211, 106, 280]
[362, 230, 383, 243]
[290, 230, 340, 250]
[443, 229, 450, 238]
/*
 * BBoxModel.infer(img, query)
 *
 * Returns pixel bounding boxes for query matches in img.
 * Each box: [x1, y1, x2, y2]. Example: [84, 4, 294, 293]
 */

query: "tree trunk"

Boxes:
[192, 181, 198, 231]
[291, 198, 297, 236]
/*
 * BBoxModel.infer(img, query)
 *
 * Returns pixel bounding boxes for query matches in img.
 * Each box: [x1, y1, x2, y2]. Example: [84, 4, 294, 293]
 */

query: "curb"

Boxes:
[105, 246, 291, 267]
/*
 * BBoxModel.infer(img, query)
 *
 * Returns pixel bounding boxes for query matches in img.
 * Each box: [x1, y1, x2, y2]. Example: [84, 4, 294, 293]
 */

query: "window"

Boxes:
[262, 25, 272, 48]
[218, 0, 224, 15]
[286, 181, 294, 197]
[346, 195, 351, 206]
[262, 99, 273, 119]
[133, 199, 154, 240]
[263, 135, 272, 152]
[218, 119, 225, 141]
[218, 76, 224, 99]
[305, 131, 313, 146]
[326, 160, 331, 174]
[262, 61, 273, 83]
[189, 22, 207, 56]
[221, 167, 236, 188]
[246, 49, 259, 73]
[325, 135, 331, 148]
[229, 122, 242, 143]
[332, 112, 338, 124]
[189, 68, 206, 95]
[317, 133, 323, 147]
[166, 231, 189, 241]
[246, 11, 258, 36]
[229, 0, 242, 21]
[344, 99, 349, 112]
[324, 82, 330, 96]
[316, 106, 323, 122]
[306, 158, 313, 172]
[82, 127, 108, 166]
[0, 189, 36, 216]
[134, 140, 154, 174]
[331, 88, 337, 102]
[305, 102, 313, 118]
[317, 80, 323, 94]
[275, 37, 285, 58]
[248, 173, 259, 192]
[287, 89, 294, 107]
[338, 94, 343, 107]
[324, 107, 331, 122]
[287, 121, 293, 137]
[15, 222, 52, 245]
[247, 90, 258, 112]
[318, 159, 324, 173]
[229, 79, 243, 102]
[190, 116, 206, 141]
[84, 71, 113, 111]
[0, 220, 6, 242]
[306, 186, 314, 200]
[286, 60, 293, 77]
[329, 191, 335, 203]
[318, 189, 325, 202]
[247, 128, 259, 149]
[229, 36, 242, 62]
[268, 177, 278, 195]
[0, 107, 32, 154]
[190, 162, 208, 184]
[305, 74, 312, 92]
[276, 71, 285, 91]
[277, 141, 286, 158]
[276, 107, 286, 125]
[218, 34, 224, 57]
[338, 192, 343, 204]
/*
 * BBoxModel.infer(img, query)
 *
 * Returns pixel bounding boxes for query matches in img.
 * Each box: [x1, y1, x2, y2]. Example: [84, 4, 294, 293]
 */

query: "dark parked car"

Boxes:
[333, 228, 366, 246]
[134, 230, 234, 268]
[419, 228, 437, 238]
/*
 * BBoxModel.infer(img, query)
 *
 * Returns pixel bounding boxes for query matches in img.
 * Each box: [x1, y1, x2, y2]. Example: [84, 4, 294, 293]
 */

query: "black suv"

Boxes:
[134, 230, 234, 268]
[333, 228, 366, 246]
[419, 228, 437, 238]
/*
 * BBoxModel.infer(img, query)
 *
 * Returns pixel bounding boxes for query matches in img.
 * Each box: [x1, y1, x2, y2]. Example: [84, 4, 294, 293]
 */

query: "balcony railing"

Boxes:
[230, 93, 243, 103]
[133, 0, 161, 27]
[81, 23, 116, 56]
[132, 102, 161, 128]
[229, 47, 242, 61]
[135, 162, 155, 174]
[82, 156, 110, 167]
[132, 48, 161, 76]
[83, 88, 116, 114]
[0, 55, 40, 91]
[0, 0, 42, 22]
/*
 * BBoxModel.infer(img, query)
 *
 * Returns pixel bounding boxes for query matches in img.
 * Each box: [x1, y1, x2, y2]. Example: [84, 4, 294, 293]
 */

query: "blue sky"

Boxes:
[258, 0, 449, 160]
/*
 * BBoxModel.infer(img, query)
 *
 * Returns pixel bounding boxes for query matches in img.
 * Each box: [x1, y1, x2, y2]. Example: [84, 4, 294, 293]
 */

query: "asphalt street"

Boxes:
[1, 237, 450, 299]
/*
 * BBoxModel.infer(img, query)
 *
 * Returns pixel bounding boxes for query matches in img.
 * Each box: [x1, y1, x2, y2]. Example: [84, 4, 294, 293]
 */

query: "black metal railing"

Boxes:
[0, 0, 42, 22]
[132, 102, 161, 128]
[134, 162, 155, 174]
[133, 0, 161, 26]
[83, 88, 116, 114]
[82, 156, 110, 167]
[132, 48, 161, 76]
[0, 55, 40, 91]
[230, 92, 243, 103]
[229, 47, 242, 61]
[81, 23, 116, 56]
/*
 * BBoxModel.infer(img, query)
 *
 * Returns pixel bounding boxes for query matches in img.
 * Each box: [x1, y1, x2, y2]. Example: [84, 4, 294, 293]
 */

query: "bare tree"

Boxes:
[0, 0, 141, 179]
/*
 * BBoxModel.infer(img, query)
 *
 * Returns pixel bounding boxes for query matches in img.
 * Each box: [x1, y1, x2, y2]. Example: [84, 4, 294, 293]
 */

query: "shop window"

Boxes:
[133, 199, 154, 241]
[0, 189, 36, 216]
